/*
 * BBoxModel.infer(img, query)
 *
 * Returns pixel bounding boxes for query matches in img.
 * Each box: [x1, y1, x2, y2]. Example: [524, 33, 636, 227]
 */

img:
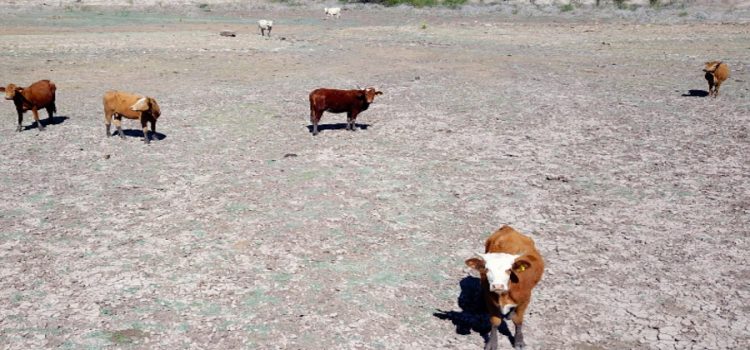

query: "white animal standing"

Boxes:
[258, 19, 273, 37]
[324, 7, 341, 19]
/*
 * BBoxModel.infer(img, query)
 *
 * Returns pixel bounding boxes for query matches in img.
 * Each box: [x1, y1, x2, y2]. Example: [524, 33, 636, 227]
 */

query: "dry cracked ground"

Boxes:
[0, 4, 749, 350]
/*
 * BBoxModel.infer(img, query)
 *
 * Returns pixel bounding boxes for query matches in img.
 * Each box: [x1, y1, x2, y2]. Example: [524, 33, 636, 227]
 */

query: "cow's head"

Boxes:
[703, 61, 721, 73]
[130, 97, 161, 119]
[1, 84, 22, 100]
[361, 87, 383, 104]
[466, 253, 537, 319]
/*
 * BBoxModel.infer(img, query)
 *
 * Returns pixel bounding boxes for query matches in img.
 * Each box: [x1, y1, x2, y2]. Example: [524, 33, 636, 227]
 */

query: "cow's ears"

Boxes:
[465, 255, 486, 271]
[512, 259, 532, 273]
[375, 91, 383, 95]
[0, 87, 5, 92]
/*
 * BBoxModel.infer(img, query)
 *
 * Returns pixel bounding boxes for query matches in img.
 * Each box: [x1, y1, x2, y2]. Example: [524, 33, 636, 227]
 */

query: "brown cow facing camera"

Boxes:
[0, 80, 57, 132]
[308, 87, 382, 135]
[465, 226, 545, 350]
[704, 61, 730, 97]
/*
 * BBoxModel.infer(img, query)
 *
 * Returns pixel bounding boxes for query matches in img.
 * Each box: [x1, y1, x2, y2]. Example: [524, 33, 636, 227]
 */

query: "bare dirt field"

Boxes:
[1, 3, 749, 349]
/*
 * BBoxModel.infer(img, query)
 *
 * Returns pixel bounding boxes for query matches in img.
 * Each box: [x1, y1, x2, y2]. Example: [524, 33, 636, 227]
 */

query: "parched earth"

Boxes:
[0, 4, 748, 350]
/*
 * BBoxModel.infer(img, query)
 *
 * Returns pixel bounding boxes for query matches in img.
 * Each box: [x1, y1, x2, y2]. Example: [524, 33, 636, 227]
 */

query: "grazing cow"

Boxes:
[465, 226, 545, 350]
[102, 90, 161, 144]
[325, 7, 341, 19]
[0, 80, 57, 132]
[258, 19, 273, 37]
[308, 87, 382, 136]
[704, 61, 730, 97]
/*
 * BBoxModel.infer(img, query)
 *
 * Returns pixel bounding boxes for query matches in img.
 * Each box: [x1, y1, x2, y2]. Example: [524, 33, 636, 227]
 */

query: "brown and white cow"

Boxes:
[465, 225, 545, 350]
[103, 90, 161, 144]
[0, 80, 57, 132]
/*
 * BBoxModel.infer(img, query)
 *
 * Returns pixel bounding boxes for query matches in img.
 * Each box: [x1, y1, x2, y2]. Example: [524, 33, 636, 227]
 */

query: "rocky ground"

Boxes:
[0, 3, 749, 350]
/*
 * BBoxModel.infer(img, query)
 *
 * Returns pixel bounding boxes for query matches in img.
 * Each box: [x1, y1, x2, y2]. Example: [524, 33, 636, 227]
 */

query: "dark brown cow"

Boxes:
[308, 87, 382, 135]
[1, 80, 57, 131]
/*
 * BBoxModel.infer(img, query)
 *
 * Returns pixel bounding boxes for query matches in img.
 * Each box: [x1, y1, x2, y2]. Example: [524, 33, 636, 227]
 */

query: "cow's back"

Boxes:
[715, 63, 731, 83]
[103, 90, 144, 120]
[23, 80, 56, 107]
[318, 89, 360, 113]
[484, 226, 537, 255]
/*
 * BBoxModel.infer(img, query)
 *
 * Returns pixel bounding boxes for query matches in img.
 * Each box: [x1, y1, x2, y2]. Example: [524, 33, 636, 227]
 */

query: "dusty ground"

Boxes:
[0, 3, 749, 350]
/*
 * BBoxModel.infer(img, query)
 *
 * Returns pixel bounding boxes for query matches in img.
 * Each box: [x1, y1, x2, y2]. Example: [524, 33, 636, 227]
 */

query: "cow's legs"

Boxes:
[485, 324, 499, 350]
[32, 108, 45, 131]
[714, 82, 721, 97]
[16, 109, 23, 132]
[350, 112, 359, 131]
[511, 301, 529, 349]
[114, 115, 125, 139]
[104, 110, 113, 137]
[513, 323, 525, 350]
[46, 105, 54, 124]
[311, 109, 322, 136]
[141, 118, 151, 144]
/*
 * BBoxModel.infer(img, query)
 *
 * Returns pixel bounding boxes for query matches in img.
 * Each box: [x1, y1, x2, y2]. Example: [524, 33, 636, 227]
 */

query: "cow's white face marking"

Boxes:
[130, 97, 148, 111]
[480, 253, 520, 293]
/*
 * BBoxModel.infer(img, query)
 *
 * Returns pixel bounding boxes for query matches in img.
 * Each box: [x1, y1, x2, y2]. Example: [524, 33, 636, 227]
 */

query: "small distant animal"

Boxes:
[703, 61, 730, 97]
[258, 20, 273, 37]
[325, 7, 341, 19]
[102, 90, 161, 144]
[0, 80, 57, 132]
[308, 87, 382, 136]
[219, 30, 236, 37]
[465, 225, 544, 350]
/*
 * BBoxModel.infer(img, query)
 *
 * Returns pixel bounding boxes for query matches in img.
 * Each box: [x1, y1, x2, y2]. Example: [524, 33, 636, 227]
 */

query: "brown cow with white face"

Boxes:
[0, 80, 57, 132]
[465, 226, 545, 350]
[308, 87, 382, 135]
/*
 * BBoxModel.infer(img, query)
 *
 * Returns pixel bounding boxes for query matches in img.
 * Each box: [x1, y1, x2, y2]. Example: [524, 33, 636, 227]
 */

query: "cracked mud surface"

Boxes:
[1, 4, 749, 349]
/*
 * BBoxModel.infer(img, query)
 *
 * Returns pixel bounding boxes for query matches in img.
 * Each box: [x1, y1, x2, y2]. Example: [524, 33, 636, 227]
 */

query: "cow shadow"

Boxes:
[22, 115, 68, 130]
[682, 89, 709, 97]
[116, 129, 167, 141]
[306, 123, 370, 134]
[433, 276, 515, 347]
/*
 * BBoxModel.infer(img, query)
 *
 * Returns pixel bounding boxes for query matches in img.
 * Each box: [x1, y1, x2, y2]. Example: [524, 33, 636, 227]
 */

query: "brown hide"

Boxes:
[704, 61, 731, 97]
[2, 80, 56, 112]
[103, 90, 159, 120]
[308, 87, 382, 135]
